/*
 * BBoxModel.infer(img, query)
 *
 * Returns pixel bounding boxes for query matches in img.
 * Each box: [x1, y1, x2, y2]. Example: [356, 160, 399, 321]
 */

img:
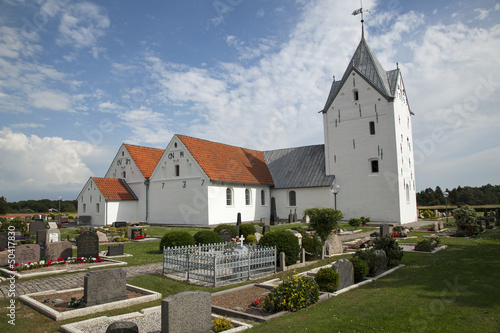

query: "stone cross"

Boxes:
[239, 236, 245, 247]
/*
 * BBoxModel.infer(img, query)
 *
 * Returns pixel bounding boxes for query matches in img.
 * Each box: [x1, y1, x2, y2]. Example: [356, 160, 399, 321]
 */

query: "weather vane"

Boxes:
[352, 0, 370, 37]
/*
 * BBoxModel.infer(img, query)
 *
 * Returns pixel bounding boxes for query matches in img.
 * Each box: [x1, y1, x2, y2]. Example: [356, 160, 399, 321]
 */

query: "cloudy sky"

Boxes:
[0, 0, 499, 202]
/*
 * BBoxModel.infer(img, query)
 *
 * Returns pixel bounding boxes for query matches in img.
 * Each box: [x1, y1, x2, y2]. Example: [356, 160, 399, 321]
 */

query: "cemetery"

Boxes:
[0, 207, 498, 332]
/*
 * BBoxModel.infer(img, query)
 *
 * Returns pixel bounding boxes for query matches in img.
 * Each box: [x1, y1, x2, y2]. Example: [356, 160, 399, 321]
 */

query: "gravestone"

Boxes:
[278, 251, 286, 272]
[43, 241, 72, 260]
[37, 229, 60, 245]
[78, 216, 91, 225]
[48, 222, 58, 229]
[262, 225, 271, 234]
[324, 234, 343, 255]
[270, 197, 279, 225]
[300, 248, 306, 263]
[254, 232, 262, 242]
[372, 250, 388, 276]
[76, 231, 99, 258]
[108, 244, 124, 256]
[113, 221, 127, 228]
[219, 229, 232, 243]
[96, 231, 108, 242]
[161, 290, 212, 333]
[261, 217, 270, 225]
[0, 232, 7, 250]
[433, 222, 439, 232]
[438, 221, 444, 230]
[236, 212, 242, 226]
[380, 225, 389, 237]
[293, 209, 297, 222]
[288, 210, 293, 223]
[288, 229, 302, 247]
[29, 220, 46, 236]
[60, 216, 69, 223]
[127, 228, 142, 240]
[106, 321, 139, 333]
[0, 251, 8, 266]
[332, 259, 354, 290]
[84, 268, 127, 306]
[14, 244, 40, 265]
[485, 219, 490, 228]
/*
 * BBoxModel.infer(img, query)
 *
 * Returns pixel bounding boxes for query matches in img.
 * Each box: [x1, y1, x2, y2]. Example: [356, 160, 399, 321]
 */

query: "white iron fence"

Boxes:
[162, 243, 276, 286]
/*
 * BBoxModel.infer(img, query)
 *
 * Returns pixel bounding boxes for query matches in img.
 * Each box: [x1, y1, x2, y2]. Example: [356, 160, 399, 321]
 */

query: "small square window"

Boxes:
[371, 160, 379, 173]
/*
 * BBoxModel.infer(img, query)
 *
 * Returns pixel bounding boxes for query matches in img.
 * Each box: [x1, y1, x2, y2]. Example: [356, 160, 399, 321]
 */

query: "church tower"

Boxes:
[322, 33, 417, 224]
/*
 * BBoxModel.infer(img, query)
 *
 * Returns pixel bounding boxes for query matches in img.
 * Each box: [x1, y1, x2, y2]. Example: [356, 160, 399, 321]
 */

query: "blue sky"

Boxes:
[0, 0, 499, 202]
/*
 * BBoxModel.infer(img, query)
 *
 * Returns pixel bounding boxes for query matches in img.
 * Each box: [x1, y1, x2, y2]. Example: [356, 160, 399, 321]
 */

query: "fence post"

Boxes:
[186, 252, 190, 281]
[213, 254, 217, 286]
[247, 250, 251, 281]
[162, 246, 165, 276]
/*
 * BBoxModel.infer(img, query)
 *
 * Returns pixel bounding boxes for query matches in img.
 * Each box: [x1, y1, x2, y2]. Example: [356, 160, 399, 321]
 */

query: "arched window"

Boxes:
[175, 165, 180, 177]
[245, 189, 251, 205]
[371, 159, 379, 173]
[122, 171, 126, 178]
[226, 188, 233, 206]
[406, 184, 410, 203]
[369, 121, 375, 135]
[261, 190, 266, 205]
[353, 89, 359, 101]
[288, 190, 296, 207]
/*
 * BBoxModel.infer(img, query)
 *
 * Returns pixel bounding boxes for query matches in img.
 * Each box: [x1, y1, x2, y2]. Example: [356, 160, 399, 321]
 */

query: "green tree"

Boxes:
[303, 207, 343, 245]
[454, 205, 477, 236]
[0, 196, 8, 215]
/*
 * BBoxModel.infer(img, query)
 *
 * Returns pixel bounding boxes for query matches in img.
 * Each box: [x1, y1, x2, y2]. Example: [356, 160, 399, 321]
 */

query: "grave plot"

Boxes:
[19, 268, 161, 321]
[163, 241, 276, 286]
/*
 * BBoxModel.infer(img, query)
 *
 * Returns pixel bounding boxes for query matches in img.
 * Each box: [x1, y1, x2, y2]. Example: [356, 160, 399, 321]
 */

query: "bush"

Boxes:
[348, 218, 361, 228]
[301, 234, 322, 259]
[314, 268, 340, 292]
[159, 231, 195, 251]
[454, 205, 478, 236]
[414, 237, 441, 252]
[360, 216, 370, 225]
[246, 234, 257, 243]
[23, 238, 35, 244]
[239, 224, 256, 238]
[193, 230, 223, 245]
[262, 274, 319, 313]
[213, 316, 233, 332]
[354, 249, 388, 276]
[291, 226, 307, 235]
[374, 236, 403, 267]
[304, 207, 343, 245]
[213, 224, 238, 238]
[350, 257, 369, 283]
[114, 237, 129, 242]
[0, 218, 27, 232]
[258, 230, 300, 266]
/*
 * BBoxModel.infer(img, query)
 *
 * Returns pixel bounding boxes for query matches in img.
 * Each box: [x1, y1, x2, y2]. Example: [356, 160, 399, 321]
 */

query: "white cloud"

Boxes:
[117, 107, 174, 146]
[0, 128, 110, 199]
[29, 90, 72, 111]
[474, 8, 490, 20]
[57, 2, 110, 49]
[10, 123, 45, 129]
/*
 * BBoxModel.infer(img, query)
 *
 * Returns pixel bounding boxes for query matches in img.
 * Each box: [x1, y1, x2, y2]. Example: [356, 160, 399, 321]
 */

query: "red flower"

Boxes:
[14, 263, 19, 266]
[63, 260, 66, 264]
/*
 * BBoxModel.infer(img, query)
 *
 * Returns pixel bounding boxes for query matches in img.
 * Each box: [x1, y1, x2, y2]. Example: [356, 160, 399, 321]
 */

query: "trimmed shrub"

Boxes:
[258, 230, 300, 266]
[314, 268, 340, 292]
[213, 224, 238, 238]
[454, 205, 478, 236]
[354, 249, 388, 276]
[193, 230, 223, 245]
[239, 224, 256, 238]
[348, 218, 361, 228]
[213, 316, 233, 332]
[374, 236, 403, 267]
[159, 231, 195, 251]
[350, 257, 369, 283]
[301, 234, 322, 259]
[414, 237, 441, 252]
[262, 274, 319, 313]
[246, 234, 257, 243]
[360, 216, 370, 225]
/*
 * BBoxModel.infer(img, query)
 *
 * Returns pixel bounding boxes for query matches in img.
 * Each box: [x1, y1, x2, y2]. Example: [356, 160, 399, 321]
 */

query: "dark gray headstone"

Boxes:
[293, 209, 297, 222]
[379, 225, 389, 237]
[161, 291, 212, 333]
[332, 259, 354, 290]
[270, 197, 278, 224]
[60, 216, 69, 223]
[130, 228, 142, 240]
[113, 221, 127, 228]
[219, 229, 232, 243]
[0, 232, 7, 250]
[43, 240, 72, 260]
[29, 220, 46, 236]
[79, 216, 91, 225]
[106, 321, 139, 333]
[84, 268, 127, 306]
[261, 217, 270, 225]
[485, 219, 490, 228]
[36, 230, 47, 245]
[263, 225, 271, 234]
[372, 249, 388, 276]
[14, 244, 41, 265]
[288, 210, 293, 223]
[108, 244, 124, 256]
[236, 212, 242, 226]
[76, 231, 99, 258]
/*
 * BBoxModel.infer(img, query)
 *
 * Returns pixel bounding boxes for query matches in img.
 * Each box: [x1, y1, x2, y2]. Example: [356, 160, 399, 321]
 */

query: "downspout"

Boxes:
[144, 179, 150, 222]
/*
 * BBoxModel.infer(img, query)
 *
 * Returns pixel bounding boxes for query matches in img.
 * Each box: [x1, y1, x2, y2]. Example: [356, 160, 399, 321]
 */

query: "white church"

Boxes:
[77, 32, 418, 226]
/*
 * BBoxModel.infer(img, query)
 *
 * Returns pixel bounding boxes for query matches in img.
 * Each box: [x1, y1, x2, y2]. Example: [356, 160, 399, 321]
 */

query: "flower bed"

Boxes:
[12, 257, 105, 272]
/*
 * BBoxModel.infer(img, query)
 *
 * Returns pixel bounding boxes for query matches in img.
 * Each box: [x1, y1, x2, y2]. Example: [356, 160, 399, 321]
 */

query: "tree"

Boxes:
[454, 205, 477, 236]
[0, 196, 8, 215]
[303, 207, 343, 245]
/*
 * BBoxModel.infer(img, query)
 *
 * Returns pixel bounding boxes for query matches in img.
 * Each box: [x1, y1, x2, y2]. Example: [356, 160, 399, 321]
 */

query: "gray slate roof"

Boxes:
[263, 145, 334, 189]
[322, 36, 400, 112]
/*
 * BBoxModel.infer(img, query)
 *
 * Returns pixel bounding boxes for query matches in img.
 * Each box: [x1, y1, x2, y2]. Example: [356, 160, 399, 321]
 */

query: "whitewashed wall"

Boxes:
[271, 187, 333, 221]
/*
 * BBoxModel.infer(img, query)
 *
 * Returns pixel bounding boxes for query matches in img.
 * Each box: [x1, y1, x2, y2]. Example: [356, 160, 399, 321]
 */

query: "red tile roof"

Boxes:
[92, 177, 137, 200]
[177, 135, 274, 185]
[123, 144, 163, 179]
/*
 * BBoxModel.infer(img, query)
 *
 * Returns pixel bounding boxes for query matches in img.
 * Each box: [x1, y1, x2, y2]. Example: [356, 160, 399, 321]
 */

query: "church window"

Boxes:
[335, 119, 338, 127]
[174, 142, 178, 148]
[83, 204, 86, 213]
[288, 191, 296, 207]
[371, 160, 379, 173]
[359, 104, 362, 117]
[175, 165, 180, 177]
[334, 155, 336, 163]
[96, 203, 99, 213]
[226, 188, 233, 206]
[353, 139, 356, 149]
[406, 184, 410, 203]
[353, 90, 359, 101]
[338, 110, 341, 122]
[261, 190, 266, 205]
[245, 189, 251, 205]
[90, 195, 92, 203]
[122, 171, 126, 178]
[369, 121, 375, 135]
[122, 151, 124, 156]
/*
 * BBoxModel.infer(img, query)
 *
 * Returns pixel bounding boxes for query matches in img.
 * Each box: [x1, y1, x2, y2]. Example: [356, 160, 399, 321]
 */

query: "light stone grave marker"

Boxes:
[332, 259, 354, 290]
[14, 244, 40, 265]
[161, 290, 212, 333]
[84, 268, 127, 306]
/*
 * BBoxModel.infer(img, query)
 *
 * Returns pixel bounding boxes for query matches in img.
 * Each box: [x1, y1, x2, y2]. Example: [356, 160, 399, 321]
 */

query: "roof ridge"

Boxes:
[176, 134, 262, 153]
[123, 143, 163, 150]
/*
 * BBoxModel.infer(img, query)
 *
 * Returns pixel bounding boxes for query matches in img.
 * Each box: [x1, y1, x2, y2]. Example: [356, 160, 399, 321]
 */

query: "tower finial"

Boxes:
[352, 0, 370, 38]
